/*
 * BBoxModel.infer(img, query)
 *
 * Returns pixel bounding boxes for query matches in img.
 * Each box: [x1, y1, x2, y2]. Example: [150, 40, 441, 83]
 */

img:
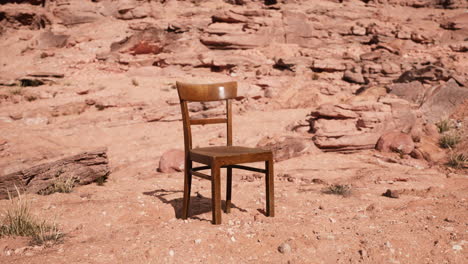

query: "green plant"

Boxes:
[447, 153, 467, 168]
[322, 184, 352, 197]
[436, 120, 451, 133]
[95, 175, 108, 186]
[439, 133, 461, 149]
[0, 188, 63, 245]
[38, 177, 76, 195]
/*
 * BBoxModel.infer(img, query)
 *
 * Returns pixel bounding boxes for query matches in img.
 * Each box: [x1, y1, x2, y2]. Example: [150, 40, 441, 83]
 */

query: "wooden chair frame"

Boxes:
[176, 81, 274, 225]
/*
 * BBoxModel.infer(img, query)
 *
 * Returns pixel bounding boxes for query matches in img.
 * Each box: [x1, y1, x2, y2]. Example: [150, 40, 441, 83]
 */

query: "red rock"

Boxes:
[312, 59, 346, 72]
[376, 131, 415, 154]
[110, 26, 178, 54]
[53, 1, 103, 26]
[35, 31, 69, 49]
[310, 103, 359, 119]
[158, 149, 184, 173]
[415, 135, 446, 163]
[343, 69, 365, 84]
[212, 10, 249, 23]
[389, 81, 426, 104]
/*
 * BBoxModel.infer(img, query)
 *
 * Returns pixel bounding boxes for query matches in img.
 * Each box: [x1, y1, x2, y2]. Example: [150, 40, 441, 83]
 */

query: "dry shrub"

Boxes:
[0, 188, 63, 245]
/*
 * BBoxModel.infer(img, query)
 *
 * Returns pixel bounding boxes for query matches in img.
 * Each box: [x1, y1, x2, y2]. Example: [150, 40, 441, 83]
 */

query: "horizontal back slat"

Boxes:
[176, 81, 237, 102]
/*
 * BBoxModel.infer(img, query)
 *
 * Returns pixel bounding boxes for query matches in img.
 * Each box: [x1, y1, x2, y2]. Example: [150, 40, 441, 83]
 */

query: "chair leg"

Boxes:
[211, 163, 222, 225]
[182, 160, 192, 219]
[265, 158, 275, 217]
[225, 166, 232, 213]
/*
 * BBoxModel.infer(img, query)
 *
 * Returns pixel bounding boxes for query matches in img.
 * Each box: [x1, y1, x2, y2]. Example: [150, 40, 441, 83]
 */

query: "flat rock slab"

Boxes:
[0, 148, 109, 199]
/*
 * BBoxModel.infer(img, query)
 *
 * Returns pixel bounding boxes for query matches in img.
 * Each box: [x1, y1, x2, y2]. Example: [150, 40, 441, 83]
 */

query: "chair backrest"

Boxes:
[176, 81, 238, 152]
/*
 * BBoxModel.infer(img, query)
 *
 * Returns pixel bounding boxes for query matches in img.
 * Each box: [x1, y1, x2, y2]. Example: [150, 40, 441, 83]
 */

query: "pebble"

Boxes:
[194, 239, 202, 244]
[452, 244, 462, 251]
[278, 242, 291, 254]
[169, 250, 174, 257]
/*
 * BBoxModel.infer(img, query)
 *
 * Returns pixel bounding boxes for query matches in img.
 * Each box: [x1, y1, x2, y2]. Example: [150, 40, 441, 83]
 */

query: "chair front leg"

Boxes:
[211, 162, 222, 224]
[182, 159, 192, 219]
[265, 158, 275, 217]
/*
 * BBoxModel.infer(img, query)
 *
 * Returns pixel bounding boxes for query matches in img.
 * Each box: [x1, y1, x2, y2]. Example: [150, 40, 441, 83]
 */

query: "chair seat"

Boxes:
[190, 146, 272, 165]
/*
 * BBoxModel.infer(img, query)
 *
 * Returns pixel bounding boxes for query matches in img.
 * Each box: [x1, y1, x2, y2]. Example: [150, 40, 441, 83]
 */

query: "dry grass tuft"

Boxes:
[0, 188, 63, 245]
[439, 133, 461, 149]
[322, 184, 352, 197]
[38, 177, 76, 195]
[447, 153, 467, 169]
[436, 120, 451, 133]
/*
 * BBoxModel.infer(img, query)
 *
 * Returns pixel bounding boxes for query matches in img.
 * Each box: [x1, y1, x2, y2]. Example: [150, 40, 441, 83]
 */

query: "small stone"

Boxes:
[194, 239, 202, 244]
[169, 250, 174, 257]
[9, 112, 23, 120]
[85, 99, 96, 105]
[231, 236, 236, 242]
[329, 217, 336, 223]
[77, 89, 89, 95]
[382, 189, 400, 198]
[278, 242, 292, 254]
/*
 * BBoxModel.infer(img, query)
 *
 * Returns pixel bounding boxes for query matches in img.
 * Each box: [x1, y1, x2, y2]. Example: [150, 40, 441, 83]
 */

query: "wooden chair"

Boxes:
[176, 81, 274, 225]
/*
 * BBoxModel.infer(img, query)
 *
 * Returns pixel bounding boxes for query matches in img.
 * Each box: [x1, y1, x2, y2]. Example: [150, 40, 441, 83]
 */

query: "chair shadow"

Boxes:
[143, 189, 247, 222]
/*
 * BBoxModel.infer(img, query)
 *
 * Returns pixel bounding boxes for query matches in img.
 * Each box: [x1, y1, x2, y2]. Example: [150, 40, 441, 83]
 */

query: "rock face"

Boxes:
[0, 149, 109, 199]
[310, 98, 420, 151]
[158, 149, 184, 173]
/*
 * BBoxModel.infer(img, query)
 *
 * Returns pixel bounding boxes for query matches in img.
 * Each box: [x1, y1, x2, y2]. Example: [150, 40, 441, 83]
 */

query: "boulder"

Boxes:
[376, 131, 415, 154]
[343, 68, 366, 84]
[158, 149, 184, 173]
[0, 149, 109, 199]
[312, 59, 346, 72]
[53, 1, 103, 26]
[420, 79, 468, 123]
[110, 26, 178, 55]
[412, 135, 446, 163]
[200, 30, 270, 49]
[35, 30, 70, 49]
[388, 81, 426, 104]
[257, 136, 315, 162]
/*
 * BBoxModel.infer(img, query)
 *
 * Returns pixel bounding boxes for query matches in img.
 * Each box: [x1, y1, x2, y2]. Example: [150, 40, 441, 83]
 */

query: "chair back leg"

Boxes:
[225, 167, 232, 213]
[265, 159, 275, 217]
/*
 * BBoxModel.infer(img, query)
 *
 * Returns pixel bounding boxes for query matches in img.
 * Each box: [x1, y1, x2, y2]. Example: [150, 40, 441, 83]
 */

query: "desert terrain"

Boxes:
[0, 0, 467, 263]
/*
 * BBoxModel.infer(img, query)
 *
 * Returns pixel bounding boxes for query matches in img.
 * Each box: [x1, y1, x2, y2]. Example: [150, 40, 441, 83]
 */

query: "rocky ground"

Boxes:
[0, 0, 467, 263]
